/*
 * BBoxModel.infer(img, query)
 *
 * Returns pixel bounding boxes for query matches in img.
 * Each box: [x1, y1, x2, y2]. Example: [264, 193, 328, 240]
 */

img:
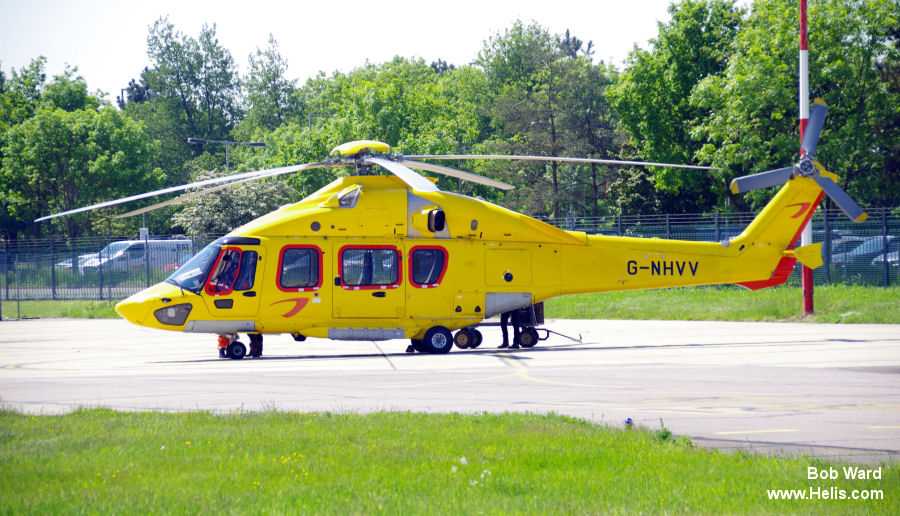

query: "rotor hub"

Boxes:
[795, 155, 817, 177]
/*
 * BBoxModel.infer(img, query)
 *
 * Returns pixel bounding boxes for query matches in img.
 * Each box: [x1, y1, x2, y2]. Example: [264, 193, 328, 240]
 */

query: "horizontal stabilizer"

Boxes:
[785, 243, 823, 270]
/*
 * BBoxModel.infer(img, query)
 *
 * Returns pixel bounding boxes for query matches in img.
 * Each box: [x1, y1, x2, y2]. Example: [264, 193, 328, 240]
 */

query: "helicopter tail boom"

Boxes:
[556, 174, 829, 295]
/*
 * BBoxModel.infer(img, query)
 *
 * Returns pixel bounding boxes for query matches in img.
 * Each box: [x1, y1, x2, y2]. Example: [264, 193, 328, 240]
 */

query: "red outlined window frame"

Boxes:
[408, 245, 448, 289]
[277, 245, 323, 293]
[338, 245, 403, 291]
[204, 246, 245, 297]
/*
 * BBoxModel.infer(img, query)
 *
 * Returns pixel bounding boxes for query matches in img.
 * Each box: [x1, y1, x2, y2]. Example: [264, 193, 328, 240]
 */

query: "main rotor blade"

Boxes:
[729, 166, 795, 194]
[405, 154, 718, 171]
[34, 161, 333, 222]
[813, 175, 868, 222]
[114, 176, 264, 219]
[801, 99, 828, 158]
[365, 157, 439, 192]
[400, 160, 514, 190]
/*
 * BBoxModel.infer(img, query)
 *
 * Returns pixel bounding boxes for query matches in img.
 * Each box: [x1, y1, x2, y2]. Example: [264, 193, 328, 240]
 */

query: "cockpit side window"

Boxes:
[205, 247, 256, 295]
[234, 251, 258, 291]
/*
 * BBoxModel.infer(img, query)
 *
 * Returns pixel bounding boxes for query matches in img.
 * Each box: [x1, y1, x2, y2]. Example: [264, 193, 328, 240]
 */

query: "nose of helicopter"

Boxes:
[115, 292, 153, 326]
[115, 283, 184, 327]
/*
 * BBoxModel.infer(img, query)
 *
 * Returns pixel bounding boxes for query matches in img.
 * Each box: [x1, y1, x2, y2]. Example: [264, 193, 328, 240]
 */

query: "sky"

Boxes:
[1, 0, 679, 103]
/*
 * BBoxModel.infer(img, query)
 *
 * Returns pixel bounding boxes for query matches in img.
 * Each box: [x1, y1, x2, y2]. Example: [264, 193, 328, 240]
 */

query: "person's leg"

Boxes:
[499, 312, 510, 348]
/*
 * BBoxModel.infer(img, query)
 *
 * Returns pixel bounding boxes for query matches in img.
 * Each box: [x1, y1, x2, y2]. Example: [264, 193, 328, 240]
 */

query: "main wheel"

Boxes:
[422, 326, 453, 354]
[470, 329, 483, 348]
[516, 328, 539, 348]
[454, 329, 473, 349]
[226, 341, 247, 360]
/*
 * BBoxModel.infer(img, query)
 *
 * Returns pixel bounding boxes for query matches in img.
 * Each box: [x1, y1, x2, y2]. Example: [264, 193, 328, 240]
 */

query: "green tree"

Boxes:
[478, 21, 602, 218]
[692, 0, 900, 210]
[0, 71, 161, 238]
[123, 17, 242, 186]
[169, 154, 297, 235]
[608, 0, 744, 213]
[240, 34, 301, 133]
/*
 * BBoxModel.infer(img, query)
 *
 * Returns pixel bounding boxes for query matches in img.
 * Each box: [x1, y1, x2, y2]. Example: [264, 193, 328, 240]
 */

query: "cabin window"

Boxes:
[279, 246, 321, 291]
[410, 247, 447, 287]
[205, 248, 256, 295]
[340, 247, 401, 288]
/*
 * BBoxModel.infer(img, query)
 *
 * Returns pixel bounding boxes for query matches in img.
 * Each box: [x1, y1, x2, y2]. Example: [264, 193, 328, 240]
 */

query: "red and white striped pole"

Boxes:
[800, 0, 814, 315]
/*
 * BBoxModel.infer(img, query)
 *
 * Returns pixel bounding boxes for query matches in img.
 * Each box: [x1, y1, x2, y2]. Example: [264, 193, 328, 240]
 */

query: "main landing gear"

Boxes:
[408, 325, 543, 354]
[217, 333, 263, 360]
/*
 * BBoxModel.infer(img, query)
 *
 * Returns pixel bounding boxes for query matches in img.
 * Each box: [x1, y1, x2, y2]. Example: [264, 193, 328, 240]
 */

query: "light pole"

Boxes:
[186, 138, 266, 172]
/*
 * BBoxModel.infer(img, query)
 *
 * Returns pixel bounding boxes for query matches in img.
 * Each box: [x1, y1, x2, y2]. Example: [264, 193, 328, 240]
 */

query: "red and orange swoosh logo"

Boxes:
[271, 298, 309, 318]
[786, 202, 811, 219]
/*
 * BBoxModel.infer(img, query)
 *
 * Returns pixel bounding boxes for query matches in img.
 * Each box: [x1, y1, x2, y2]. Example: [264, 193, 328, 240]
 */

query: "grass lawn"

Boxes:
[3, 285, 899, 323]
[545, 285, 900, 324]
[0, 410, 895, 514]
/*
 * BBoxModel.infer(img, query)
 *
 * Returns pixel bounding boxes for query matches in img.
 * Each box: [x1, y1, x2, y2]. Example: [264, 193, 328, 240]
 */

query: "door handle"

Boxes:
[372, 291, 386, 298]
[242, 291, 256, 297]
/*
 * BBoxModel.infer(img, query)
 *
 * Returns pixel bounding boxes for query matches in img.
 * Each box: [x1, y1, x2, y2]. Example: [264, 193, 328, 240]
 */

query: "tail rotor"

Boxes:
[729, 99, 867, 223]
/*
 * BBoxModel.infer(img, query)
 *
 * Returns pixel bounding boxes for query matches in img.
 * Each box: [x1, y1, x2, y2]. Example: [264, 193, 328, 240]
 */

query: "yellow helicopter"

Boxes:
[37, 99, 866, 359]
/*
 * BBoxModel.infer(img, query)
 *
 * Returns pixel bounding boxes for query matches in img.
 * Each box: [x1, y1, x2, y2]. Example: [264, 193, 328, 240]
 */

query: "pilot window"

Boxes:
[206, 248, 256, 294]
[233, 251, 258, 291]
[341, 247, 400, 287]
[279, 247, 321, 290]
[410, 247, 447, 286]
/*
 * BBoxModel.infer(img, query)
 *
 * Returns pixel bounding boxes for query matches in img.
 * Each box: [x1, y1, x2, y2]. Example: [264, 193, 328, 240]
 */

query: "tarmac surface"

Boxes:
[1, 317, 898, 465]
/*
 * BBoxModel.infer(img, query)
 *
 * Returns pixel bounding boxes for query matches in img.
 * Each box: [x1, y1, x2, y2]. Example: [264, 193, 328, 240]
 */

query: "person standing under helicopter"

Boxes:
[499, 309, 521, 349]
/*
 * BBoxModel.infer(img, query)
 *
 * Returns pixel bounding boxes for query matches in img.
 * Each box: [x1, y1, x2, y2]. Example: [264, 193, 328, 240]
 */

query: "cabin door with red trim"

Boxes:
[203, 245, 265, 318]
[332, 242, 405, 319]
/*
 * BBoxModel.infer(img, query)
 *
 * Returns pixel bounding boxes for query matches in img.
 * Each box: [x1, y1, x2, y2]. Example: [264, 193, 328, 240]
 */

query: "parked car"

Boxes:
[871, 251, 899, 268]
[54, 254, 93, 271]
[826, 236, 866, 257]
[80, 239, 193, 275]
[831, 236, 898, 265]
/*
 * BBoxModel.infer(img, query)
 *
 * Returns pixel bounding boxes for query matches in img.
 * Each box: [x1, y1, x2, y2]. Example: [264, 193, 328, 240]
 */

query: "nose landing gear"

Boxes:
[217, 333, 262, 360]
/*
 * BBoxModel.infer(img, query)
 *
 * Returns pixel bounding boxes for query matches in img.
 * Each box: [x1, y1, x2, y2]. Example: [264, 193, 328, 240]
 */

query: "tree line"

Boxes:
[1, 0, 897, 240]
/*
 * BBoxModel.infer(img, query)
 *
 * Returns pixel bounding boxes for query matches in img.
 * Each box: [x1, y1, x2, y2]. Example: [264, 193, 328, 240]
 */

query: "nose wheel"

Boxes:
[217, 333, 259, 360]
[226, 340, 247, 360]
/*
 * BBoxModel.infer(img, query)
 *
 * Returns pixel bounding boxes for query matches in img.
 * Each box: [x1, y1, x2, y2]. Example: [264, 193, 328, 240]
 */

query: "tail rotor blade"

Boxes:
[730, 166, 795, 194]
[813, 176, 868, 222]
[801, 99, 828, 158]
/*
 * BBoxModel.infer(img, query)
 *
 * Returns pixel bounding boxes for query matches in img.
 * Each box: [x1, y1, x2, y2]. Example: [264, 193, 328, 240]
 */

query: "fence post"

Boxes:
[665, 214, 671, 239]
[144, 231, 151, 288]
[50, 239, 57, 300]
[97, 235, 104, 300]
[3, 240, 8, 301]
[823, 208, 831, 284]
[714, 212, 721, 241]
[883, 208, 889, 288]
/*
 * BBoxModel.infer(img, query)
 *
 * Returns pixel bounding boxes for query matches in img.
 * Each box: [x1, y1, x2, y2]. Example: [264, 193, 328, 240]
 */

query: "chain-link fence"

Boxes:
[1, 233, 224, 302]
[1, 208, 897, 304]
[541, 207, 899, 287]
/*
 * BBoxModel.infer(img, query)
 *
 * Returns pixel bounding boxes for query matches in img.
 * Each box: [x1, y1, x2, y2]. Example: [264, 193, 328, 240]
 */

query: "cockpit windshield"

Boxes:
[165, 243, 220, 293]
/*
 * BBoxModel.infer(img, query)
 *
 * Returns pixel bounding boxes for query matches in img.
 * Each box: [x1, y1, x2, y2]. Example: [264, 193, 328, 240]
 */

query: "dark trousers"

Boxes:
[500, 311, 520, 344]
